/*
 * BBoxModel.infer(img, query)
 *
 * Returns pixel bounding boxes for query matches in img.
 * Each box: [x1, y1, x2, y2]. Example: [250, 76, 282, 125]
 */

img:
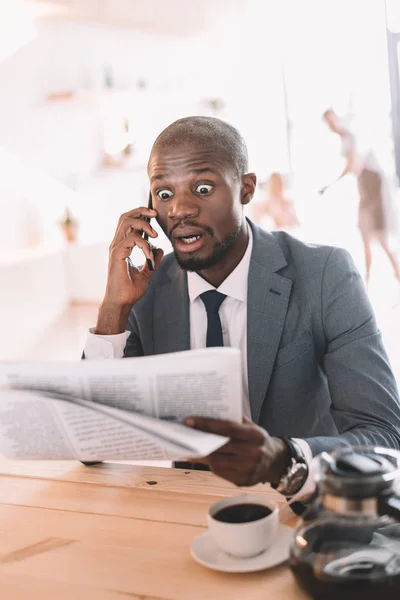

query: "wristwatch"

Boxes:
[271, 437, 309, 497]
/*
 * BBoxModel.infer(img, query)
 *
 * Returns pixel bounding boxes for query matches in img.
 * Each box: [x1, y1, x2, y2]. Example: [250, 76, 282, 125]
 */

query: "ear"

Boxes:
[240, 173, 257, 206]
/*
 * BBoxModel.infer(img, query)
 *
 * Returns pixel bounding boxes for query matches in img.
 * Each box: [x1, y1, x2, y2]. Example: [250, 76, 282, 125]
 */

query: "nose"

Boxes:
[168, 191, 199, 221]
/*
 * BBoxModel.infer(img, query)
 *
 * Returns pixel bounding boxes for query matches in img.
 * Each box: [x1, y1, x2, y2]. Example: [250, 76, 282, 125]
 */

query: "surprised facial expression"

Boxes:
[148, 143, 249, 271]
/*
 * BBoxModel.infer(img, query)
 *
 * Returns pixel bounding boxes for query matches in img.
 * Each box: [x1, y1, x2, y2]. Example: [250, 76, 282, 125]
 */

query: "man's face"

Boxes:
[148, 143, 249, 271]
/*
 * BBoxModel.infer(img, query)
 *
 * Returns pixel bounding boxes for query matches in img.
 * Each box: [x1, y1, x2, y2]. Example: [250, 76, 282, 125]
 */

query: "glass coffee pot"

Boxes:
[289, 446, 400, 600]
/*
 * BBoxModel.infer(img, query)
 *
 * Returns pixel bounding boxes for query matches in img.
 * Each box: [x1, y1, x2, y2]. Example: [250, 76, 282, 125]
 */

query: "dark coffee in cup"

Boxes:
[214, 503, 272, 524]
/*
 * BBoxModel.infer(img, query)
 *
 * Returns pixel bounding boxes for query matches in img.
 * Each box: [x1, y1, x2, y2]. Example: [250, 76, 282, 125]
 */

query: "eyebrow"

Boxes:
[150, 167, 217, 184]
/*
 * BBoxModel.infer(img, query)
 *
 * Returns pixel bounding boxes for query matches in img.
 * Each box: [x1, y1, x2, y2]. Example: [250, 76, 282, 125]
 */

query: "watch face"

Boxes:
[285, 463, 309, 497]
[274, 438, 309, 496]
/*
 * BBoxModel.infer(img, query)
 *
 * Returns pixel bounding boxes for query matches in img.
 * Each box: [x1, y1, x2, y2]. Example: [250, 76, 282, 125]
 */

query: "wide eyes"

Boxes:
[156, 184, 214, 200]
[157, 189, 173, 200]
[195, 184, 213, 195]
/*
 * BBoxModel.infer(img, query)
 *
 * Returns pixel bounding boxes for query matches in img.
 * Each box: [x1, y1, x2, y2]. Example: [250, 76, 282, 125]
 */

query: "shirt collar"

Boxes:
[187, 226, 253, 304]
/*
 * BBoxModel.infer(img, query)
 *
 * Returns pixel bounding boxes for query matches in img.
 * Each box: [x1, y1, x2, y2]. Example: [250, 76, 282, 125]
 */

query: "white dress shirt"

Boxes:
[84, 227, 314, 501]
[187, 228, 252, 419]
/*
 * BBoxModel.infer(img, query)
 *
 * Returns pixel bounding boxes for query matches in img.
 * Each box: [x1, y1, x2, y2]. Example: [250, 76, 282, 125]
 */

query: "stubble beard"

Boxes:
[173, 225, 243, 272]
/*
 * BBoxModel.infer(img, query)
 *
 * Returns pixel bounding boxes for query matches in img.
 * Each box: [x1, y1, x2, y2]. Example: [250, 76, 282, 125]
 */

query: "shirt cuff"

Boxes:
[83, 328, 131, 359]
[288, 438, 316, 503]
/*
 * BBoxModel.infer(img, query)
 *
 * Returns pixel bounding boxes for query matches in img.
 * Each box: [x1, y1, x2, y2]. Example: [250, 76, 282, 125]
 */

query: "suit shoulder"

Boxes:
[268, 232, 357, 284]
[272, 231, 351, 266]
[271, 230, 333, 257]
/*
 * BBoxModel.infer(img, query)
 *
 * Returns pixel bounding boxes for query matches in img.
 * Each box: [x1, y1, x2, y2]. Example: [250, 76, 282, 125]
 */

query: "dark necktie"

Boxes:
[173, 290, 227, 472]
[200, 290, 227, 347]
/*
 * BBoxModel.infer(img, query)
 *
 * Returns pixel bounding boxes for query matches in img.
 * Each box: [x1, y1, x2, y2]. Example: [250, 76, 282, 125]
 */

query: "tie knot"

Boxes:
[200, 290, 226, 314]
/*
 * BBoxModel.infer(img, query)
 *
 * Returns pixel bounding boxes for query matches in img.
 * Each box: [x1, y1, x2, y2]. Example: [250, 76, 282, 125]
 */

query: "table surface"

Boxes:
[0, 458, 308, 599]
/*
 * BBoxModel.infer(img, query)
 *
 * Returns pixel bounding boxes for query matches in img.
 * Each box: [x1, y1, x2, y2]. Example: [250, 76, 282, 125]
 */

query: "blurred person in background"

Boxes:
[320, 108, 400, 285]
[254, 172, 299, 230]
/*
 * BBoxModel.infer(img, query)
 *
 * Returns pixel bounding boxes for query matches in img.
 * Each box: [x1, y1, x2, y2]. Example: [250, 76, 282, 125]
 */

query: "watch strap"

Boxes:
[280, 437, 306, 463]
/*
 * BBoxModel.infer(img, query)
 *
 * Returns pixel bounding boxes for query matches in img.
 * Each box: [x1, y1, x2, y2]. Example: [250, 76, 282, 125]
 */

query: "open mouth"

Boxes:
[176, 234, 203, 244]
[173, 232, 206, 253]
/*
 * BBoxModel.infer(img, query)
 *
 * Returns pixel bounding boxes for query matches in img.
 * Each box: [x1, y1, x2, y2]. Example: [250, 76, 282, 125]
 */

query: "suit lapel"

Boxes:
[153, 263, 190, 355]
[247, 223, 292, 423]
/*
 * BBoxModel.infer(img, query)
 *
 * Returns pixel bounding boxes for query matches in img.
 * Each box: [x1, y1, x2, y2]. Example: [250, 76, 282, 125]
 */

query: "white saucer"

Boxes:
[190, 523, 293, 573]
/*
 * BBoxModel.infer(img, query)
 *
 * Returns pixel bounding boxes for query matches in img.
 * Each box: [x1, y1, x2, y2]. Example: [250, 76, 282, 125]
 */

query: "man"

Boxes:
[84, 116, 400, 500]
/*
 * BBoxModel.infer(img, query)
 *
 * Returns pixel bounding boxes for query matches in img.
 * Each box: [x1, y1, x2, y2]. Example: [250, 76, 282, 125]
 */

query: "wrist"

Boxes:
[95, 301, 132, 335]
[271, 437, 309, 497]
[268, 438, 292, 485]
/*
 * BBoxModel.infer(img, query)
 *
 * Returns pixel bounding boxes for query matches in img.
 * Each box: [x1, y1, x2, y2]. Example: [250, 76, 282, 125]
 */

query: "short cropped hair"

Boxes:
[149, 116, 249, 177]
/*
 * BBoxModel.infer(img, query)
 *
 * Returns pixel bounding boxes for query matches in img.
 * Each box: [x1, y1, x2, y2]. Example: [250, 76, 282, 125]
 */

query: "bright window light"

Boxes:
[0, 0, 39, 63]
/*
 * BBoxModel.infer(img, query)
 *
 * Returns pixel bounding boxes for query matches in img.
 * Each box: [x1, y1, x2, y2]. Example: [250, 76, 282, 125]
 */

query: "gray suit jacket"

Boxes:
[124, 220, 400, 456]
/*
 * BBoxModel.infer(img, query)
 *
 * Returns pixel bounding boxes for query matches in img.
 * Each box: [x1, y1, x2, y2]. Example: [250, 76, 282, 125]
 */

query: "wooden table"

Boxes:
[0, 458, 308, 599]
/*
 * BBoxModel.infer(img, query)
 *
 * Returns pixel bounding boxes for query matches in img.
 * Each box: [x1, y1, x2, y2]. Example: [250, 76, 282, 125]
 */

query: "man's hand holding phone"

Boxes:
[95, 206, 164, 335]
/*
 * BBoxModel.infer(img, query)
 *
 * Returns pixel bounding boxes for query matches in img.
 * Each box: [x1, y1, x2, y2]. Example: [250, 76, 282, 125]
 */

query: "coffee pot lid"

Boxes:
[313, 447, 400, 499]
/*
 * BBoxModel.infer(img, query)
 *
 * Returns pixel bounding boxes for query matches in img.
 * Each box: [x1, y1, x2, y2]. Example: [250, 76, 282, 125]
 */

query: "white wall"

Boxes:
[0, 247, 69, 360]
[0, 18, 206, 255]
[0, 13, 292, 250]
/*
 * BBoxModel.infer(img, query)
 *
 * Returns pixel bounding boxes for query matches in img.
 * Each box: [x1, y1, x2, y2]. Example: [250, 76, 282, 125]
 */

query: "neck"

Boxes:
[197, 222, 249, 288]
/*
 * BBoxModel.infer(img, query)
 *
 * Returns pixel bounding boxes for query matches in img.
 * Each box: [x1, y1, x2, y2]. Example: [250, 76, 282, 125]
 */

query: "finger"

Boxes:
[113, 217, 157, 247]
[208, 455, 251, 472]
[123, 218, 158, 239]
[185, 417, 265, 443]
[119, 207, 157, 221]
[111, 208, 157, 246]
[209, 440, 263, 458]
[114, 232, 153, 262]
[139, 247, 164, 276]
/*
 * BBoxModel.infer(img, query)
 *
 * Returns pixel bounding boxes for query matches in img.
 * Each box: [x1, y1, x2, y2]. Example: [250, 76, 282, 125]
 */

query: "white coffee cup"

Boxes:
[207, 494, 279, 558]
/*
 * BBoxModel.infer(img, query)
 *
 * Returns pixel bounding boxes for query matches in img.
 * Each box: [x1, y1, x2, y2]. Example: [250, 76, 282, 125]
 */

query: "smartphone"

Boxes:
[143, 191, 155, 271]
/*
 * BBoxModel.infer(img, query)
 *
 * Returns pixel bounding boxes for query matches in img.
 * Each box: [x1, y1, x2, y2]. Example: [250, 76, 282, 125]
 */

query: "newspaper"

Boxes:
[0, 348, 242, 461]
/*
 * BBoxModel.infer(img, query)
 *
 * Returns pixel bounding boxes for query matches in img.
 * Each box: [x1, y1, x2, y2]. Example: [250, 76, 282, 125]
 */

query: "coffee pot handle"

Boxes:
[378, 493, 400, 521]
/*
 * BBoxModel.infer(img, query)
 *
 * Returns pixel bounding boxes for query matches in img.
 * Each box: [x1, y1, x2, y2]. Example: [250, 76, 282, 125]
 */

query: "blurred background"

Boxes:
[1, 0, 400, 380]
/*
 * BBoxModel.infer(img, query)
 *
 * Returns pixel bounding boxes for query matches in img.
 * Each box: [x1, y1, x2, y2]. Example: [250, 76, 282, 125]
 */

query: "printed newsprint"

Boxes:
[0, 348, 242, 462]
